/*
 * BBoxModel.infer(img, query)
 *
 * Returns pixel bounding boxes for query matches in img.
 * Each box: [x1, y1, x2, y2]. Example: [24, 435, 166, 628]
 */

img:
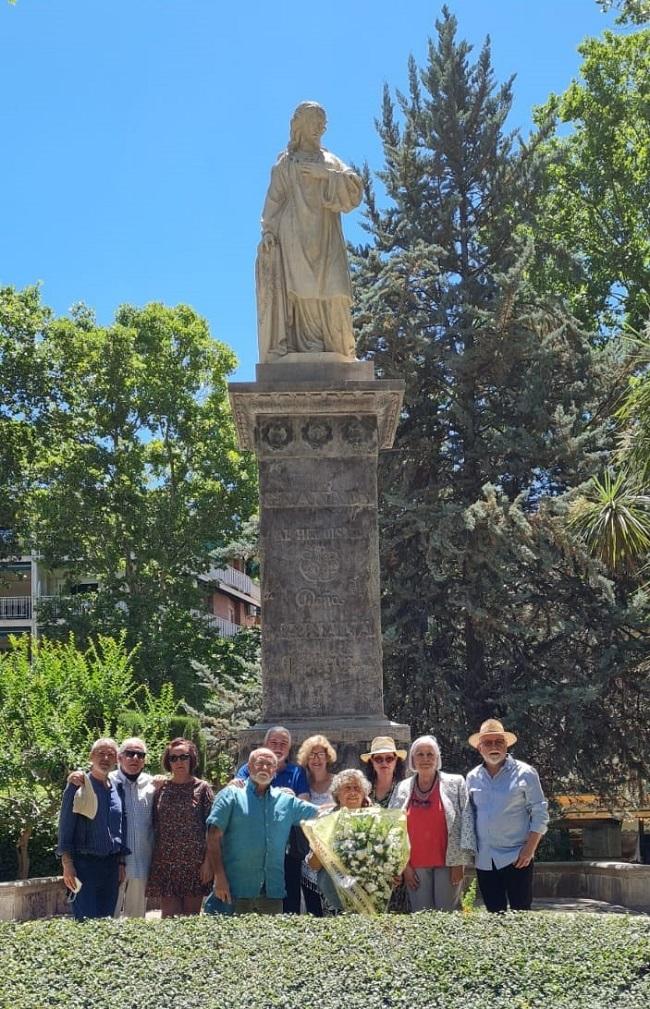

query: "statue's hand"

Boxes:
[260, 232, 276, 254]
[299, 161, 331, 180]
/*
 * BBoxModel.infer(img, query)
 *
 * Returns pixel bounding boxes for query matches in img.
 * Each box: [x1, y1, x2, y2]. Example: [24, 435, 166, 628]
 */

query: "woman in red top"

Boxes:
[389, 735, 476, 911]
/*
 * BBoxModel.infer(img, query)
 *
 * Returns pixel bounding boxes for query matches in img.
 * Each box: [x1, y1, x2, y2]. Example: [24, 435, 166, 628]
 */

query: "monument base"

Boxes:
[230, 360, 409, 772]
[239, 717, 411, 769]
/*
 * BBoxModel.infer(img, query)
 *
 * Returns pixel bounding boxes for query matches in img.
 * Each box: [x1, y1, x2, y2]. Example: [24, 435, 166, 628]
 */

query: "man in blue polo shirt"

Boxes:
[207, 747, 318, 915]
[233, 725, 309, 793]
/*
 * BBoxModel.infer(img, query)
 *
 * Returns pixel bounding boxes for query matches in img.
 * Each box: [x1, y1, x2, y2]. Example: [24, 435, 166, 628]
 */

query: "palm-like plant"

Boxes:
[569, 469, 650, 572]
[570, 322, 650, 574]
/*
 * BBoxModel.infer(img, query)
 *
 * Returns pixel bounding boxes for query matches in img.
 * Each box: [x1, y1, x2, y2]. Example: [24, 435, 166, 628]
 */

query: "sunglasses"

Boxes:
[169, 753, 191, 763]
[122, 749, 146, 760]
[372, 754, 396, 764]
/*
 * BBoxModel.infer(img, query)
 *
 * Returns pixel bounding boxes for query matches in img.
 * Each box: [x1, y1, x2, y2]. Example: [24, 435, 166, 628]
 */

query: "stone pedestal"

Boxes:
[229, 359, 410, 765]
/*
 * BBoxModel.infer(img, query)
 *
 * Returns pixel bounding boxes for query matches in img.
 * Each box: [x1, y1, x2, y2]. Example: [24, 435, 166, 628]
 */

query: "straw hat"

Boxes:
[72, 772, 98, 819]
[360, 736, 407, 762]
[468, 719, 517, 749]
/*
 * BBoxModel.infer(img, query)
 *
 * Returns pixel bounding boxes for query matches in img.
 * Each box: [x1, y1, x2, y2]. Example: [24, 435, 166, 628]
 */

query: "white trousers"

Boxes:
[114, 877, 147, 918]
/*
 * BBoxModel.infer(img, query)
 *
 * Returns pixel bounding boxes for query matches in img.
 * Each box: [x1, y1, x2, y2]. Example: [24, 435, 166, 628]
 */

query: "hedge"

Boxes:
[2, 911, 649, 1009]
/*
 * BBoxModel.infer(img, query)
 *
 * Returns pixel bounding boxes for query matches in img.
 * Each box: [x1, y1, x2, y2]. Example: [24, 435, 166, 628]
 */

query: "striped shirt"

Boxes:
[111, 769, 156, 879]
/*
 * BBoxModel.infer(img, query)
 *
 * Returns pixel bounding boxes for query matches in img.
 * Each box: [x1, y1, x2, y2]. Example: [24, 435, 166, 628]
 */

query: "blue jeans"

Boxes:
[71, 854, 120, 920]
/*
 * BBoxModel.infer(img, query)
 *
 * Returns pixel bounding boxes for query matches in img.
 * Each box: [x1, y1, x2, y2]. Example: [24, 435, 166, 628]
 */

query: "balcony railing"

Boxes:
[0, 596, 32, 620]
[0, 595, 87, 622]
[211, 565, 260, 602]
[201, 613, 243, 638]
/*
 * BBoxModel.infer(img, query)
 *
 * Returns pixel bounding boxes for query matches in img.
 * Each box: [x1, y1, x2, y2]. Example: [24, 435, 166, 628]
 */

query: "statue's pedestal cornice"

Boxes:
[229, 361, 404, 452]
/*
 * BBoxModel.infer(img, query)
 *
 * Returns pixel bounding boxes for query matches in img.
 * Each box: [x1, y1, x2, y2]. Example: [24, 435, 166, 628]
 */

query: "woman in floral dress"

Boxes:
[147, 737, 213, 917]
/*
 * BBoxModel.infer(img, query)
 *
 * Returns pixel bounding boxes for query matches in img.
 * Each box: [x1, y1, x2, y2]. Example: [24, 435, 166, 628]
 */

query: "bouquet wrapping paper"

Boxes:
[301, 806, 410, 915]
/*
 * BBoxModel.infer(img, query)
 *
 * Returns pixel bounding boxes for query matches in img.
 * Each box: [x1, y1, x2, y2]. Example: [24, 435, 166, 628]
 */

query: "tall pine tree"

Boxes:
[352, 9, 650, 791]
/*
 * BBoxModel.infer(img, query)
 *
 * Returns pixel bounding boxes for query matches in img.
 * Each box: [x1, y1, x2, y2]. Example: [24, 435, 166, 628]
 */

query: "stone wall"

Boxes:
[2, 864, 648, 921]
[534, 861, 650, 912]
[0, 876, 69, 922]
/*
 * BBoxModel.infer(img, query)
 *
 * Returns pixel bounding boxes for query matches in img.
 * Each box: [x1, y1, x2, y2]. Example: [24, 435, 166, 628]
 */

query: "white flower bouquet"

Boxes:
[301, 806, 410, 915]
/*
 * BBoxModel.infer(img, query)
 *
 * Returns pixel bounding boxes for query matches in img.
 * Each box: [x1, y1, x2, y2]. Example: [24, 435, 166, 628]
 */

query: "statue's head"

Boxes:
[288, 101, 327, 152]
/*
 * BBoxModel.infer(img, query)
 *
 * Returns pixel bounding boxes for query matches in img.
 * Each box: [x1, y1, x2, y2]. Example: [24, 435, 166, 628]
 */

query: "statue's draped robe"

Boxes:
[256, 149, 363, 361]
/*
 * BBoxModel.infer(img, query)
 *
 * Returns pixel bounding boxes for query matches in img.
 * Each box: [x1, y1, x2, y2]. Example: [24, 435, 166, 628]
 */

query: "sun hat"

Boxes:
[468, 718, 517, 749]
[360, 736, 407, 762]
[72, 773, 98, 819]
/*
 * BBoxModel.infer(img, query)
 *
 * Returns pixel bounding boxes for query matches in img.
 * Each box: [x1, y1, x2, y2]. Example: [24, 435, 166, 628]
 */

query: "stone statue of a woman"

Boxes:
[256, 102, 363, 363]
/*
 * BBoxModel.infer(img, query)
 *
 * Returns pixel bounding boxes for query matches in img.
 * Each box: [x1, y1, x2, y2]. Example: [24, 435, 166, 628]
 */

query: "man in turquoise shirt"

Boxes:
[206, 748, 318, 914]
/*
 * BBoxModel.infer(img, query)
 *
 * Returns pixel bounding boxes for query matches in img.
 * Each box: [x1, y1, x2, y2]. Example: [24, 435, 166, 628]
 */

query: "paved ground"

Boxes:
[532, 896, 647, 915]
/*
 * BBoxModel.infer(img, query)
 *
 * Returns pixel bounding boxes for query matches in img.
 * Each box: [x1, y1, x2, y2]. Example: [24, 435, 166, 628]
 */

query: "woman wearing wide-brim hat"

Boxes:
[361, 736, 409, 913]
[360, 737, 407, 807]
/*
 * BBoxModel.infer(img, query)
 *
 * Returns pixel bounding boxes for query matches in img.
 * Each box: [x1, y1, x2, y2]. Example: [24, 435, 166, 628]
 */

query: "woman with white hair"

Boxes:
[389, 735, 475, 911]
[305, 768, 372, 915]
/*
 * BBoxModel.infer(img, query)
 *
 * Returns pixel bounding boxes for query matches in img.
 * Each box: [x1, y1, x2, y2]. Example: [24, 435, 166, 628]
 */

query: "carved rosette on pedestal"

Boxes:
[229, 360, 410, 766]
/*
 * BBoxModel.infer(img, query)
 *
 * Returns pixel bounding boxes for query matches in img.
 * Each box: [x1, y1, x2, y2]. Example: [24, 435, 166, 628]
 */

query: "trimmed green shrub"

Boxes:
[1, 911, 649, 1008]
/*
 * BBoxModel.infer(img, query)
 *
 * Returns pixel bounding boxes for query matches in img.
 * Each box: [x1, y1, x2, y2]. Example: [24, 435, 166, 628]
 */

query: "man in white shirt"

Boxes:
[112, 737, 156, 918]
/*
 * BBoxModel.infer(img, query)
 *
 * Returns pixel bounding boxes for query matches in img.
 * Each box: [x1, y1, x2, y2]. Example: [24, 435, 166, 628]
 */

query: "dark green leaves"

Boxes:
[2, 912, 650, 1009]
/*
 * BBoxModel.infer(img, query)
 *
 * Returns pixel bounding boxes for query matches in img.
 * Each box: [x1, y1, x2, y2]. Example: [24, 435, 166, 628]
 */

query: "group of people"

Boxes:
[57, 719, 548, 920]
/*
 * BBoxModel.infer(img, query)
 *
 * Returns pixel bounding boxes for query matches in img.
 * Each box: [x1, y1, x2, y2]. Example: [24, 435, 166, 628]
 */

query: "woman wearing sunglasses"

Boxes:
[146, 737, 214, 917]
[361, 736, 409, 911]
[360, 736, 407, 807]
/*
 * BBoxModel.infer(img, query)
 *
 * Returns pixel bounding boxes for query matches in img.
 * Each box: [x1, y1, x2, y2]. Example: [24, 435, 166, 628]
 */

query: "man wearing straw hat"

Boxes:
[466, 719, 548, 912]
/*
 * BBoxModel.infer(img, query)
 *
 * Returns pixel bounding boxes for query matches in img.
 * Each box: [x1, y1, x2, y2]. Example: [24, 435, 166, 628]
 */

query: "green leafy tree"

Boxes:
[20, 296, 258, 703]
[186, 627, 261, 783]
[352, 9, 650, 791]
[569, 469, 650, 572]
[534, 28, 650, 335]
[596, 0, 650, 24]
[0, 286, 49, 559]
[617, 326, 650, 488]
[570, 325, 650, 576]
[0, 633, 179, 879]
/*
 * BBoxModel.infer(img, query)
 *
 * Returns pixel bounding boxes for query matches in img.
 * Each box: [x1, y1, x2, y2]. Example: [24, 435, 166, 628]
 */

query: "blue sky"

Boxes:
[0, 1, 617, 382]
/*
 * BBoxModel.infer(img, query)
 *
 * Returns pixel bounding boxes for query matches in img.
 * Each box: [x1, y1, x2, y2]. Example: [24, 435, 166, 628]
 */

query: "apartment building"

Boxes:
[198, 558, 261, 636]
[0, 554, 260, 650]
